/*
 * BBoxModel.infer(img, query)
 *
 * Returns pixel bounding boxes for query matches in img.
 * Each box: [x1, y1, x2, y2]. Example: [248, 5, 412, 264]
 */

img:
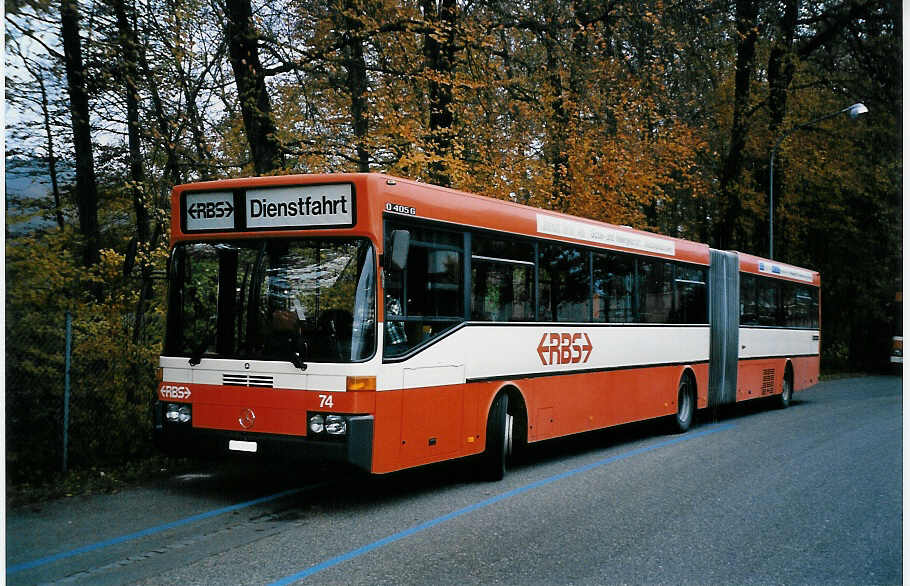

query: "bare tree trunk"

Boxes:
[421, 0, 457, 187]
[113, 0, 155, 345]
[337, 0, 370, 173]
[60, 0, 100, 266]
[181, 72, 216, 179]
[224, 0, 284, 174]
[25, 62, 65, 230]
[767, 0, 798, 137]
[546, 40, 570, 210]
[113, 0, 149, 245]
[543, 16, 570, 212]
[715, 0, 757, 251]
[137, 38, 181, 187]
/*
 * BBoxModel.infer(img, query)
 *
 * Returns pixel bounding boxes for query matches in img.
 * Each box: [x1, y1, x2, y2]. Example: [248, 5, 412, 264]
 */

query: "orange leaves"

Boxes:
[221, 0, 714, 230]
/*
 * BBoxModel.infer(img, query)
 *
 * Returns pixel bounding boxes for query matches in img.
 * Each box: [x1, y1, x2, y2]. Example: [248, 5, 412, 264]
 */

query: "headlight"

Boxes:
[325, 415, 347, 436]
[165, 403, 191, 424]
[308, 413, 351, 438]
[308, 414, 325, 434]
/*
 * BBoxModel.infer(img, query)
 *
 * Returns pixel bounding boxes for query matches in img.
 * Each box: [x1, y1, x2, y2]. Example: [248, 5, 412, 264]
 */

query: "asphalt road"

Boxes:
[6, 376, 902, 585]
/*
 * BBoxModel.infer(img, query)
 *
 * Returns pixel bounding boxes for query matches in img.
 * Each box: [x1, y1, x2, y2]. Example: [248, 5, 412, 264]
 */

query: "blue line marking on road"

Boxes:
[7, 486, 316, 575]
[269, 423, 737, 585]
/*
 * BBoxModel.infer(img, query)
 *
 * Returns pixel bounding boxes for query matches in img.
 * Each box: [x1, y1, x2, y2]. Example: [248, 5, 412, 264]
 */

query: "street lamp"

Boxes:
[768, 102, 868, 259]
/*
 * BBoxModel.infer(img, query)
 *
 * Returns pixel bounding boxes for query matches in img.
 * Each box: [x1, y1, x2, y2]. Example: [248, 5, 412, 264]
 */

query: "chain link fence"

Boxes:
[6, 310, 161, 484]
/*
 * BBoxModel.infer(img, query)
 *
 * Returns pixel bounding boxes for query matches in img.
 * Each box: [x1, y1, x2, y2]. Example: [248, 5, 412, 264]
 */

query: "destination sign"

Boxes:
[182, 183, 355, 232]
[245, 184, 354, 229]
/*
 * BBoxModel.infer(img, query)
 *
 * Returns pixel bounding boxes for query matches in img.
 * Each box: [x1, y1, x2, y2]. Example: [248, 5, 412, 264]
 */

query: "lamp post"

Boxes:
[768, 102, 868, 259]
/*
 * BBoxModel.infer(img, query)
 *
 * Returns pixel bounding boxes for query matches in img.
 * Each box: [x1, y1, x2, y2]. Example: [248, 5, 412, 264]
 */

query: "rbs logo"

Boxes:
[537, 332, 593, 366]
[159, 385, 192, 400]
[187, 200, 234, 220]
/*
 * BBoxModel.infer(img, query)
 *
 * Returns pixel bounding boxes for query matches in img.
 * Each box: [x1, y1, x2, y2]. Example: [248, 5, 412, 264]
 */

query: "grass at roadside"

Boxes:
[6, 455, 200, 510]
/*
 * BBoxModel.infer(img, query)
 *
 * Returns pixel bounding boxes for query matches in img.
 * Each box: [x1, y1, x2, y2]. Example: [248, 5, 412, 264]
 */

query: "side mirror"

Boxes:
[390, 230, 410, 271]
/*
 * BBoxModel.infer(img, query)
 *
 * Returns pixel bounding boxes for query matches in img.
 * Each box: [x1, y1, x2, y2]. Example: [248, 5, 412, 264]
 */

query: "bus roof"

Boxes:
[735, 251, 821, 286]
[171, 173, 815, 279]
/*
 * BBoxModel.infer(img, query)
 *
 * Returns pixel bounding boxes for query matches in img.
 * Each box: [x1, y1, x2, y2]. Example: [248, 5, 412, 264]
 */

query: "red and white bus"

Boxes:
[154, 173, 820, 479]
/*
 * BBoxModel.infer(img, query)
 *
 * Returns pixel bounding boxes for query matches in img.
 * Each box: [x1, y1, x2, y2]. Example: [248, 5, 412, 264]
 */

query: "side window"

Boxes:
[383, 222, 464, 358]
[783, 283, 819, 328]
[757, 278, 781, 326]
[740, 274, 758, 326]
[471, 236, 534, 321]
[539, 244, 590, 322]
[593, 251, 635, 323]
[782, 282, 801, 327]
[809, 286, 820, 329]
[639, 259, 673, 323]
[674, 264, 708, 324]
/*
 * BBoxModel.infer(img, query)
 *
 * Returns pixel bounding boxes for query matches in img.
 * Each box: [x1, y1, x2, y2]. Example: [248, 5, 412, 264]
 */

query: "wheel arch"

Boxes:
[679, 365, 699, 407]
[784, 359, 794, 390]
[487, 383, 529, 448]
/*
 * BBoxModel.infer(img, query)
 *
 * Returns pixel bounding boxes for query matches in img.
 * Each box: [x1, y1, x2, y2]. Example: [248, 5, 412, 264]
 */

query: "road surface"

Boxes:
[6, 376, 901, 585]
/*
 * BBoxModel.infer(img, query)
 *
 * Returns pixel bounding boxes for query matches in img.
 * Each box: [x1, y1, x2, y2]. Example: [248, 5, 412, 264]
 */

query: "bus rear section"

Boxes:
[707, 251, 821, 409]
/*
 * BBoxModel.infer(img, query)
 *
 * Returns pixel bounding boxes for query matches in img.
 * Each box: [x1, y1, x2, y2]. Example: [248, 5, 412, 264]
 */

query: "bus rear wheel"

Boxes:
[673, 375, 695, 433]
[777, 371, 793, 409]
[481, 393, 511, 481]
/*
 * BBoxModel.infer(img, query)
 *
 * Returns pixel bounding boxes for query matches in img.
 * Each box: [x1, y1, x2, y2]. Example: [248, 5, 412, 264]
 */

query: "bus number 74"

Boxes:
[319, 394, 334, 408]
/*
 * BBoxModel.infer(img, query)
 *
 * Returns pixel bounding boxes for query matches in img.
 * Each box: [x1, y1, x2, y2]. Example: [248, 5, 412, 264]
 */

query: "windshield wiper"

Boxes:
[189, 347, 205, 366]
[188, 333, 214, 366]
[288, 340, 308, 371]
[289, 351, 308, 370]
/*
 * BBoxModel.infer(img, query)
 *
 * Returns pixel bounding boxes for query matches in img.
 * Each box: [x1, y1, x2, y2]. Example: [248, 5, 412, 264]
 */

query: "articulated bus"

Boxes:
[154, 173, 820, 480]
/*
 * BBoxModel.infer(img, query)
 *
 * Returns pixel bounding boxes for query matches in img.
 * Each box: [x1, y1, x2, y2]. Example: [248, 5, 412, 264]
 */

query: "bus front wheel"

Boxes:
[481, 393, 511, 481]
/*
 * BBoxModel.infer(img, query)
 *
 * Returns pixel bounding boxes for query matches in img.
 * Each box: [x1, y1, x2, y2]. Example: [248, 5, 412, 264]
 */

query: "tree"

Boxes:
[333, 0, 372, 172]
[6, 40, 68, 229]
[715, 0, 757, 251]
[223, 0, 285, 174]
[419, 0, 458, 186]
[60, 0, 101, 265]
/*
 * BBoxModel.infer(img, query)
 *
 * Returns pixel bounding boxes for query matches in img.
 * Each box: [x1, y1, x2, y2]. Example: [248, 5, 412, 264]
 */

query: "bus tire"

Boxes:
[673, 374, 695, 433]
[777, 369, 793, 409]
[481, 393, 511, 481]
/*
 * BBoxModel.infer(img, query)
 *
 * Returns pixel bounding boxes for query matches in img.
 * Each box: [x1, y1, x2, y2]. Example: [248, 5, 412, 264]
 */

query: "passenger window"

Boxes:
[809, 287, 819, 329]
[757, 278, 781, 326]
[783, 283, 818, 328]
[674, 265, 707, 324]
[471, 236, 534, 321]
[593, 251, 635, 323]
[639, 259, 673, 323]
[740, 274, 758, 326]
[539, 244, 590, 322]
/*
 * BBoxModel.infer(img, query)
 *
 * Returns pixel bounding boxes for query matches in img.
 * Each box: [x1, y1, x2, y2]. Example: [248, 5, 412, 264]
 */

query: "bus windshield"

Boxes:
[165, 237, 376, 364]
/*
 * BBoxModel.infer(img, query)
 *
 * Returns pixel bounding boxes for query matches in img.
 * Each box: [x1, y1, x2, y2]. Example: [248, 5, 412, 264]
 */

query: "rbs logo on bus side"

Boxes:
[537, 332, 593, 366]
[159, 384, 192, 400]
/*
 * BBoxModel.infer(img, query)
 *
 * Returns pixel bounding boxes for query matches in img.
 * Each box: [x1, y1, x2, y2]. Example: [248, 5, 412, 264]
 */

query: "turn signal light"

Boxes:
[346, 375, 376, 392]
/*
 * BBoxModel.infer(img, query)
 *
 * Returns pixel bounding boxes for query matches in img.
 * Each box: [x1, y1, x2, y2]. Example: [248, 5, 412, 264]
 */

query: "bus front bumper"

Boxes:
[153, 402, 374, 472]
